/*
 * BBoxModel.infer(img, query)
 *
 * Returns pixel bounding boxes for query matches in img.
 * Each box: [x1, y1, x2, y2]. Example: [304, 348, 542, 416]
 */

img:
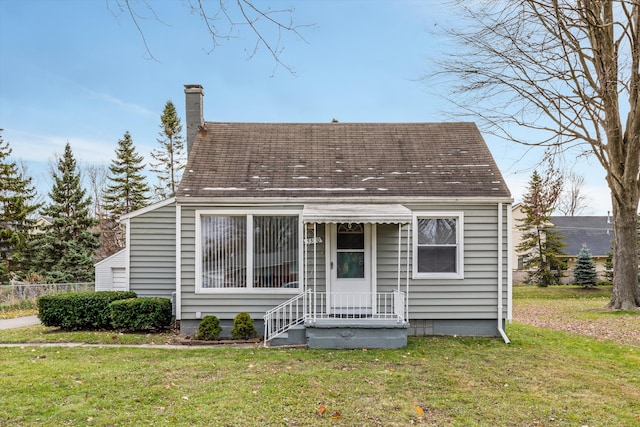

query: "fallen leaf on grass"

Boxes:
[330, 412, 342, 419]
[415, 406, 424, 415]
[317, 404, 327, 416]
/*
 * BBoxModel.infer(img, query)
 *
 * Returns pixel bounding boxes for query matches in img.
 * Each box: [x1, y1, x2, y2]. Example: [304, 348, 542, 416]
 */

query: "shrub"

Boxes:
[194, 315, 222, 340]
[231, 312, 257, 339]
[37, 291, 136, 330]
[110, 297, 172, 331]
[573, 245, 598, 289]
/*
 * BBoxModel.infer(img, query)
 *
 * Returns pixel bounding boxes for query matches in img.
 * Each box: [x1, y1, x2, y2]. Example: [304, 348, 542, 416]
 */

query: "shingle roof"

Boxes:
[176, 122, 511, 199]
[551, 216, 614, 257]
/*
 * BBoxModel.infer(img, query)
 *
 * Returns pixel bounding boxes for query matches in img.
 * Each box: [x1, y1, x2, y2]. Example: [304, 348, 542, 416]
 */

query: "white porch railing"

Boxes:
[306, 291, 406, 323]
[264, 290, 406, 345]
[263, 292, 306, 343]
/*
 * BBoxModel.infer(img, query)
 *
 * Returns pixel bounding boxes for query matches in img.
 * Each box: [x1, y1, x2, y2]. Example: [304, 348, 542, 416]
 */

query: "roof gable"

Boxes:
[177, 122, 511, 199]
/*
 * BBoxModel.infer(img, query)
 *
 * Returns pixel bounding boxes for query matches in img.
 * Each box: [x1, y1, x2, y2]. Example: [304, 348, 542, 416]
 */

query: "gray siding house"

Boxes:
[119, 84, 513, 348]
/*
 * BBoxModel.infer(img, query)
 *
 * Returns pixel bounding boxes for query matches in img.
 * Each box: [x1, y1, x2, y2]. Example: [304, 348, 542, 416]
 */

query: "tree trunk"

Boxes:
[609, 195, 640, 309]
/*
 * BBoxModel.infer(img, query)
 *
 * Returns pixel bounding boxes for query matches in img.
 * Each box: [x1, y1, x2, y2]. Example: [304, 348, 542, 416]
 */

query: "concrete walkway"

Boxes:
[0, 315, 40, 330]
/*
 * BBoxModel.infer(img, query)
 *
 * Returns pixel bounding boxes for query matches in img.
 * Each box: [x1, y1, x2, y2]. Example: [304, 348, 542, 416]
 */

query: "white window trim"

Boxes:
[412, 211, 464, 280]
[195, 209, 303, 294]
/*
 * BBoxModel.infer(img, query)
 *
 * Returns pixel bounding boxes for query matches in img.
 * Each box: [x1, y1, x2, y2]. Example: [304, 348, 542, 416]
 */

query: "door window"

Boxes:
[336, 223, 365, 279]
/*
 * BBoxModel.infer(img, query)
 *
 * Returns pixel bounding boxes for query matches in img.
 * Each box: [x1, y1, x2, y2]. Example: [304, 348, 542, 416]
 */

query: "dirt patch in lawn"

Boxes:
[513, 298, 640, 346]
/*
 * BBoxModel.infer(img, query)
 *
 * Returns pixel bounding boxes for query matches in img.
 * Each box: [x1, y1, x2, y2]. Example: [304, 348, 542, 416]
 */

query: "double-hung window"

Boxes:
[197, 211, 300, 292]
[413, 212, 464, 279]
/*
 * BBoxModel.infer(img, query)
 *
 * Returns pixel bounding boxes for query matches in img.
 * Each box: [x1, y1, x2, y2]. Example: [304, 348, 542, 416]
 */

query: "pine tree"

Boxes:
[573, 244, 598, 289]
[31, 143, 99, 283]
[517, 166, 567, 287]
[0, 131, 40, 283]
[101, 131, 150, 255]
[103, 131, 150, 217]
[151, 100, 186, 200]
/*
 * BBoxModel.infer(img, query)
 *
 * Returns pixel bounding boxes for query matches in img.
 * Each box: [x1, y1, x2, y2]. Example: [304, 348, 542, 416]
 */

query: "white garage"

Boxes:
[94, 249, 127, 291]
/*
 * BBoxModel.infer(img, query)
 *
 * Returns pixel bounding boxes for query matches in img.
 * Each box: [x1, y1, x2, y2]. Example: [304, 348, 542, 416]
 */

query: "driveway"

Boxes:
[0, 316, 40, 330]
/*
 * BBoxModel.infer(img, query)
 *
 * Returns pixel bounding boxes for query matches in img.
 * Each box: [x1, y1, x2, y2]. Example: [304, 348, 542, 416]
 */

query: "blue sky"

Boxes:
[0, 0, 612, 214]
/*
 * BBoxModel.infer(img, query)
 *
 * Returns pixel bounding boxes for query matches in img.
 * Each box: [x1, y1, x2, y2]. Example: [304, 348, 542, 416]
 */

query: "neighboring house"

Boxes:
[512, 203, 615, 281]
[550, 216, 614, 277]
[112, 84, 513, 349]
[30, 216, 52, 235]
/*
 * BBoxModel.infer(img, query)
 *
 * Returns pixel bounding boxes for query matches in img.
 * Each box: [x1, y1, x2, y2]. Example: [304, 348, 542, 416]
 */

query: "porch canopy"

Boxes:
[301, 203, 411, 322]
[301, 204, 412, 224]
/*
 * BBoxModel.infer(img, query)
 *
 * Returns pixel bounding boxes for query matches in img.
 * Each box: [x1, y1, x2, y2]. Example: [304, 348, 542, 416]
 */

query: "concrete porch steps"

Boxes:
[267, 320, 409, 349]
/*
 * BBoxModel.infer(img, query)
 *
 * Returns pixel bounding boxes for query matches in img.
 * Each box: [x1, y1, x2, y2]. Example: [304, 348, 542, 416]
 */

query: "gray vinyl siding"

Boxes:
[304, 224, 327, 293]
[401, 203, 509, 320]
[128, 203, 176, 298]
[178, 201, 510, 323]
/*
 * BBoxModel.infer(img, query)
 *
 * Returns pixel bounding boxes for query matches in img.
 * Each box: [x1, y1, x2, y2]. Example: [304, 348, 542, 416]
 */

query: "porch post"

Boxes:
[397, 223, 401, 294]
[406, 222, 410, 321]
[303, 223, 307, 318]
[313, 222, 317, 323]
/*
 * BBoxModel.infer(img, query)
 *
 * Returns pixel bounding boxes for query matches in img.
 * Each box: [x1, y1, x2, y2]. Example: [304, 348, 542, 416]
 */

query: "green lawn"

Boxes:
[0, 286, 638, 426]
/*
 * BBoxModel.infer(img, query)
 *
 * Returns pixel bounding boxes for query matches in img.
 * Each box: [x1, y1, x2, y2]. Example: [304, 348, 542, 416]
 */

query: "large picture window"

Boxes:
[413, 213, 463, 279]
[197, 212, 300, 292]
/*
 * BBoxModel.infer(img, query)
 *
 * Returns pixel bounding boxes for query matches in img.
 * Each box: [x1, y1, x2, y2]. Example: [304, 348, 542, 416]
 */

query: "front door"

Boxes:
[328, 223, 373, 315]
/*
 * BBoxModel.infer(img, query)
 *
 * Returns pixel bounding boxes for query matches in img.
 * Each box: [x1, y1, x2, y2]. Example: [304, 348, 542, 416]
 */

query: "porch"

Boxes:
[264, 289, 409, 348]
[264, 203, 413, 349]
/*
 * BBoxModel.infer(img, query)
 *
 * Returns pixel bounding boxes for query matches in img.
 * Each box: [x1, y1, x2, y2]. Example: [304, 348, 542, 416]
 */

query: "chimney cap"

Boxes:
[184, 84, 204, 91]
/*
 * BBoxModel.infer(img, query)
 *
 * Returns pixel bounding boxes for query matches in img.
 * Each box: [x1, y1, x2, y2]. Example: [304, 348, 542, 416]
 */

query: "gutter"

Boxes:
[497, 202, 511, 344]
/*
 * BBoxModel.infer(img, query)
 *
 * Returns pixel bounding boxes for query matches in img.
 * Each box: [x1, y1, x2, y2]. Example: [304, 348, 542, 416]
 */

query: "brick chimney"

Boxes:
[184, 84, 204, 154]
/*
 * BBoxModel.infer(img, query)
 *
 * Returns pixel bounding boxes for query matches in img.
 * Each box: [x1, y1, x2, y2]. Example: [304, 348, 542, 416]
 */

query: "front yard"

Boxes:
[0, 286, 638, 426]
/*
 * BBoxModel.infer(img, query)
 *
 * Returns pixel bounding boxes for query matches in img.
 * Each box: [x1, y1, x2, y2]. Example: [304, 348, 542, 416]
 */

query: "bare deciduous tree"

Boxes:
[556, 173, 590, 216]
[109, 0, 310, 74]
[434, 0, 640, 309]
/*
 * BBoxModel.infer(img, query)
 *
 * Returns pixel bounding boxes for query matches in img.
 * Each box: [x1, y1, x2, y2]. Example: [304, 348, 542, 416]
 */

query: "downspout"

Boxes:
[507, 204, 513, 322]
[497, 203, 510, 343]
[175, 203, 182, 322]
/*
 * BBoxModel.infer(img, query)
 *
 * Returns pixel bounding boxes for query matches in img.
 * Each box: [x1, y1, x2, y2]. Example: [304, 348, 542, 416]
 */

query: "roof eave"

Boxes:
[175, 195, 514, 206]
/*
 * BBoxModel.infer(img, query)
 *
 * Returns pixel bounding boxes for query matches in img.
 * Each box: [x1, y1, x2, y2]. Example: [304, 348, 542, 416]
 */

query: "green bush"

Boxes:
[231, 312, 257, 339]
[109, 297, 172, 331]
[37, 291, 136, 330]
[194, 315, 222, 340]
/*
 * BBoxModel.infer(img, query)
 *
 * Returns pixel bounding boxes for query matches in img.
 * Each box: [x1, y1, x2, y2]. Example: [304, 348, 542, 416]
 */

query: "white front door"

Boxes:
[327, 223, 374, 315]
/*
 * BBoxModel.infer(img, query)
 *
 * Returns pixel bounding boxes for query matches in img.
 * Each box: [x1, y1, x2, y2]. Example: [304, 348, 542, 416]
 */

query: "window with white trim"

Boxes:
[413, 213, 464, 279]
[198, 213, 300, 291]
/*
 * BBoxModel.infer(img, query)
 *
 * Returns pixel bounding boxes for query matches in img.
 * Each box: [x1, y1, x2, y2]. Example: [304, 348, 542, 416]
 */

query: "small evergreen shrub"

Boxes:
[573, 245, 598, 289]
[37, 291, 136, 330]
[110, 297, 172, 331]
[194, 315, 222, 340]
[231, 312, 257, 339]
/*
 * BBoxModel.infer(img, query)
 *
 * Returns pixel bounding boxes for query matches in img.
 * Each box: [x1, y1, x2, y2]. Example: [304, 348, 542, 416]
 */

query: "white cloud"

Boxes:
[7, 128, 113, 164]
[84, 89, 156, 118]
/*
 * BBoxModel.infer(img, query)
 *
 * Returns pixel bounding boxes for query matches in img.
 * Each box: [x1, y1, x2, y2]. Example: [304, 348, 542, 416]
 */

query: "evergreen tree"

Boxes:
[31, 143, 99, 283]
[101, 131, 150, 255]
[517, 166, 567, 287]
[151, 100, 186, 200]
[0, 131, 40, 283]
[103, 131, 150, 217]
[573, 244, 598, 289]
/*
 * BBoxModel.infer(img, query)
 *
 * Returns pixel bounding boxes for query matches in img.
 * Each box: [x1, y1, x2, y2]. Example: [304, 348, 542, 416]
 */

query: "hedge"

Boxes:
[37, 291, 136, 330]
[109, 297, 172, 331]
